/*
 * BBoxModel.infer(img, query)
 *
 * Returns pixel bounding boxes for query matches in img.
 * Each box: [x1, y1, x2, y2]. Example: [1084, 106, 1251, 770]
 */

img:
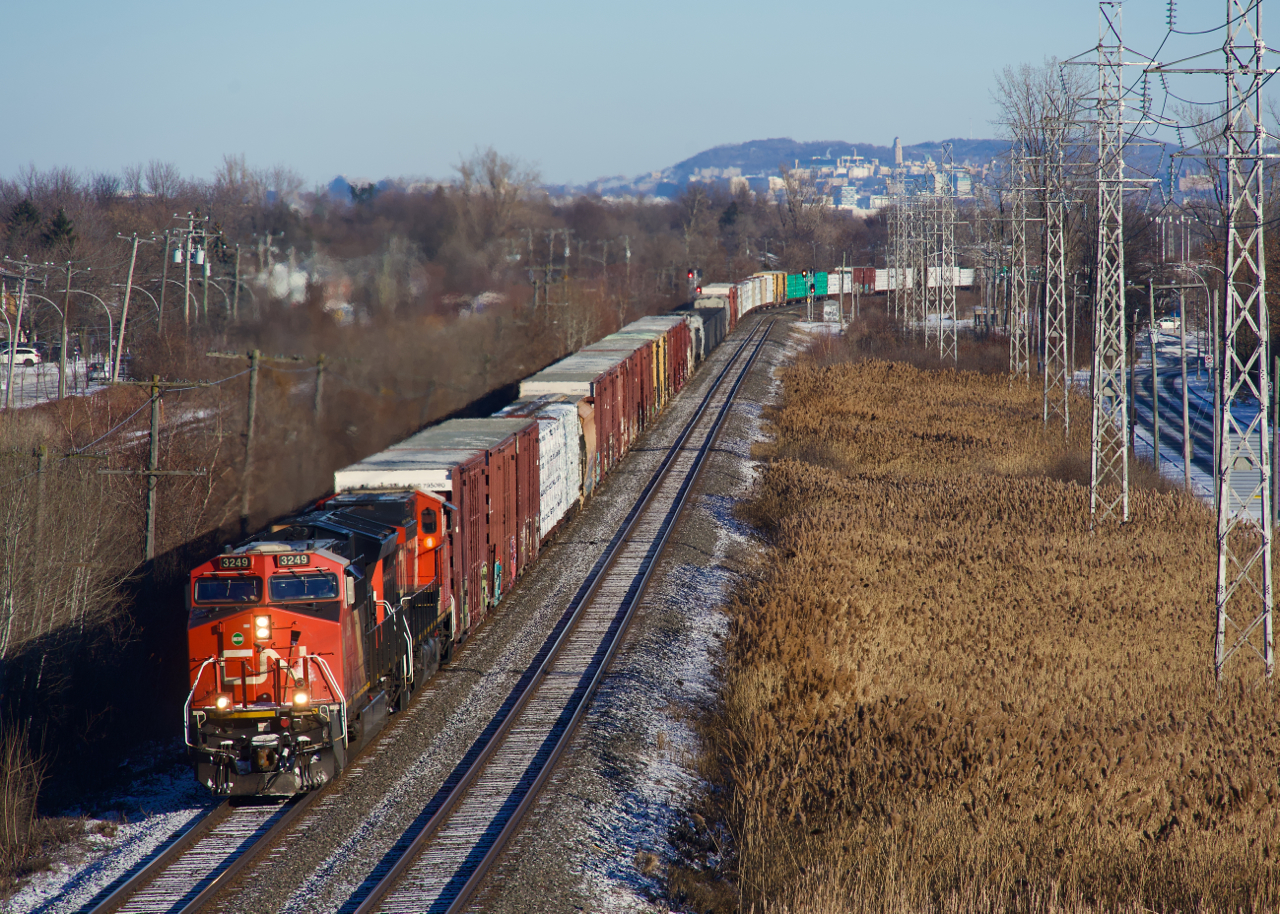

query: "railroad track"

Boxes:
[348, 315, 777, 914]
[79, 793, 318, 914]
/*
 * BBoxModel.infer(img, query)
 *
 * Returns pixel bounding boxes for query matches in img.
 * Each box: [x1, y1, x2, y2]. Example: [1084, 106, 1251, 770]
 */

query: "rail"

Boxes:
[350, 314, 778, 914]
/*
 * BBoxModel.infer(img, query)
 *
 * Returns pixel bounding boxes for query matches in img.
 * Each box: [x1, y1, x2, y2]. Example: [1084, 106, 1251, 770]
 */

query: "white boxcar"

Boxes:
[495, 395, 583, 540]
[333, 418, 534, 492]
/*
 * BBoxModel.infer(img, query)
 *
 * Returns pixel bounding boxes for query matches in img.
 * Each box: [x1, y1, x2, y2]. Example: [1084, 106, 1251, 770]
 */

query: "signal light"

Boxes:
[687, 269, 694, 279]
[695, 286, 702, 295]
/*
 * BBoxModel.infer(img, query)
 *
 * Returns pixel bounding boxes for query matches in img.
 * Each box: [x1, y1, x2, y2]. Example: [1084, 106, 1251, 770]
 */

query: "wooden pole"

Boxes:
[314, 353, 326, 421]
[147, 376, 160, 560]
[241, 350, 260, 535]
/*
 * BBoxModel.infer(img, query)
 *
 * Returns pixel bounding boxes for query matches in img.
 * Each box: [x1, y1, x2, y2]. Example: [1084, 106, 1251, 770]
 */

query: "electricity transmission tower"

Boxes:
[910, 191, 927, 339]
[889, 182, 905, 323]
[1043, 130, 1070, 431]
[1009, 151, 1033, 377]
[939, 146, 958, 363]
[1088, 1, 1131, 525]
[1213, 0, 1275, 677]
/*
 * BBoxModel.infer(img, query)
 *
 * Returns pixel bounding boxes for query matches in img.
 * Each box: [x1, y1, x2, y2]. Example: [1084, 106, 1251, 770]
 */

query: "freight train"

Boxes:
[183, 274, 815, 797]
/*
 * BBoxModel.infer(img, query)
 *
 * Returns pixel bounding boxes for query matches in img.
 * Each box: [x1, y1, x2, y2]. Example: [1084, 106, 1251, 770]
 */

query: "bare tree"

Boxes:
[144, 160, 182, 201]
[455, 147, 540, 247]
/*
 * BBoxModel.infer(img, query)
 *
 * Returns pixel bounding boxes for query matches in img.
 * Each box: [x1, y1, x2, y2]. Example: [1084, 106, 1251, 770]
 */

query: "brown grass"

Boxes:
[687, 342, 1279, 914]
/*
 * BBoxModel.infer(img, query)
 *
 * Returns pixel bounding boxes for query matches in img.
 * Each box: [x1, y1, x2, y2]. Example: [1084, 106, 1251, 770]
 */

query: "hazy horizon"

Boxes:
[5, 1, 1222, 186]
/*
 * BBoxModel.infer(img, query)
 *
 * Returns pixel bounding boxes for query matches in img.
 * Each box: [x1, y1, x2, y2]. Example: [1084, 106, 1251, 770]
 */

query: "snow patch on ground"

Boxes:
[566, 325, 784, 911]
[8, 747, 213, 914]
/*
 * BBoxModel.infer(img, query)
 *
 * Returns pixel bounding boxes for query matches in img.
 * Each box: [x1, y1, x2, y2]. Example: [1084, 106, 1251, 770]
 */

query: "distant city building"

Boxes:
[1180, 173, 1214, 193]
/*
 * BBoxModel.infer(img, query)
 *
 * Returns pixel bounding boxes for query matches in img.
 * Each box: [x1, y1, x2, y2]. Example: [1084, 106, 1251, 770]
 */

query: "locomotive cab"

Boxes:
[187, 501, 451, 797]
[186, 540, 351, 796]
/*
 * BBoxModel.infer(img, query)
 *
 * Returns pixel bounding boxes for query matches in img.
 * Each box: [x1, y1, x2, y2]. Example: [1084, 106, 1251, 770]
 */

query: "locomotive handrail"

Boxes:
[183, 657, 219, 748]
[401, 616, 414, 685]
[310, 655, 348, 747]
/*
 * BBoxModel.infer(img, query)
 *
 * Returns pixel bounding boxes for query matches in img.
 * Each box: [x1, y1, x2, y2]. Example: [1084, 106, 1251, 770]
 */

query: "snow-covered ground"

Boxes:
[1116, 325, 1265, 520]
[5, 746, 214, 914]
[0, 357, 112, 408]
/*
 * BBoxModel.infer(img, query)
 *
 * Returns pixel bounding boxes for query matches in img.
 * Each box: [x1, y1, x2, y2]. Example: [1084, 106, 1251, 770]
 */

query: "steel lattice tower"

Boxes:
[922, 190, 938, 347]
[888, 186, 903, 322]
[1215, 0, 1273, 677]
[1010, 152, 1033, 377]
[1043, 136, 1070, 430]
[939, 148, 958, 363]
[906, 191, 925, 338]
[1089, 1, 1130, 525]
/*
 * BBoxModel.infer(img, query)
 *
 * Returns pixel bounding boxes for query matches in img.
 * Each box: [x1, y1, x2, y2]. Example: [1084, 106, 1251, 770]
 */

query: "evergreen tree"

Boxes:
[41, 208, 76, 251]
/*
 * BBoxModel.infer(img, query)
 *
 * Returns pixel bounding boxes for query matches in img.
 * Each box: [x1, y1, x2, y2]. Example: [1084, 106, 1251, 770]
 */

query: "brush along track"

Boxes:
[347, 317, 776, 914]
[81, 793, 318, 914]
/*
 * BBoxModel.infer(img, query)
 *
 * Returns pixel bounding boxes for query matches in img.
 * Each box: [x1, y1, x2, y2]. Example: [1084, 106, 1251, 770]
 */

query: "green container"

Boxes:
[814, 272, 828, 297]
[786, 273, 801, 300]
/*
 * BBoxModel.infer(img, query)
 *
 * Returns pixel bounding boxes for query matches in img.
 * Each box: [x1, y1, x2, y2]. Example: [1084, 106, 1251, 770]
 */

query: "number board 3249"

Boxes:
[277, 553, 311, 567]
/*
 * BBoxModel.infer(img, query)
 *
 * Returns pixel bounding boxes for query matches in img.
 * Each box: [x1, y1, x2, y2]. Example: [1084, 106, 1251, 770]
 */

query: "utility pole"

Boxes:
[207, 349, 317, 535]
[158, 230, 171, 335]
[232, 244, 242, 322]
[101, 375, 210, 561]
[116, 233, 156, 382]
[172, 213, 211, 327]
[623, 235, 632, 323]
[59, 263, 74, 399]
[2, 257, 42, 409]
[314, 353, 326, 420]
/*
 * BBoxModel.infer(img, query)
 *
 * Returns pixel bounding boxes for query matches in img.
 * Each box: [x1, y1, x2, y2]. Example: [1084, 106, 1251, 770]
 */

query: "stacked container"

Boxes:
[494, 394, 583, 542]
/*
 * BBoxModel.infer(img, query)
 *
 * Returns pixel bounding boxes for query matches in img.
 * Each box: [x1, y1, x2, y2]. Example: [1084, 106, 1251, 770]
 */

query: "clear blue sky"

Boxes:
[3, 1, 1222, 187]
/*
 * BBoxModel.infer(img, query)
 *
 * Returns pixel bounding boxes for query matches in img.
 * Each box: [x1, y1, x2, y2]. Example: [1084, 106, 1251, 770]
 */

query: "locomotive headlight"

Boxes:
[214, 693, 232, 710]
[254, 615, 271, 641]
[292, 690, 310, 708]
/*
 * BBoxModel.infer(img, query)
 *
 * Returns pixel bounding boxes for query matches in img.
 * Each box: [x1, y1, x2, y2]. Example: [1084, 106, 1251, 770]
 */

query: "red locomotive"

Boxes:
[185, 493, 448, 795]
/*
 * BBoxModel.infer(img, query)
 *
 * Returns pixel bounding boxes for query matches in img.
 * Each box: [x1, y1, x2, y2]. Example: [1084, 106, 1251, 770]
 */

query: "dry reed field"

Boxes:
[696, 351, 1280, 914]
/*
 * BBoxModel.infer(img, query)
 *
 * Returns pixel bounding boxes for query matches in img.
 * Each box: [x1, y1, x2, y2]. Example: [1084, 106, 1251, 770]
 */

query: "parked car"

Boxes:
[0, 344, 41, 367]
[1156, 316, 1181, 331]
[86, 362, 110, 382]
